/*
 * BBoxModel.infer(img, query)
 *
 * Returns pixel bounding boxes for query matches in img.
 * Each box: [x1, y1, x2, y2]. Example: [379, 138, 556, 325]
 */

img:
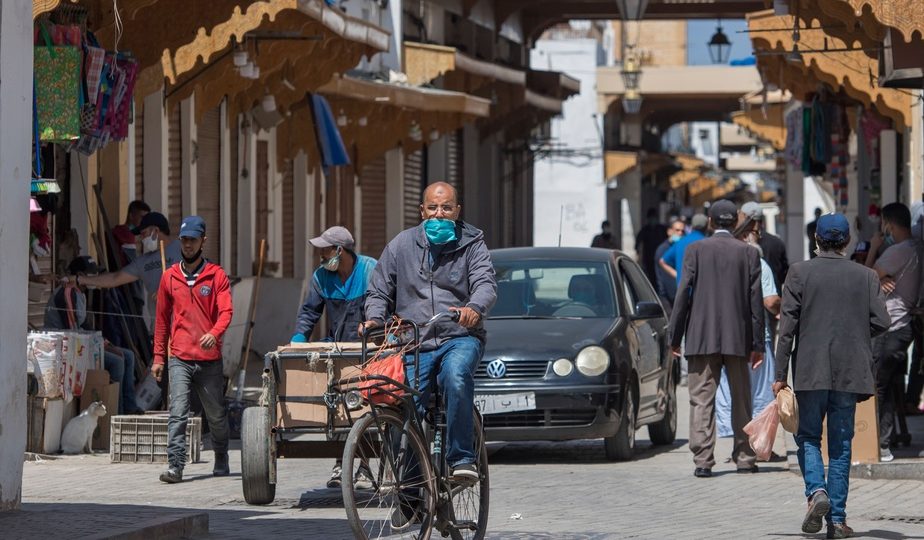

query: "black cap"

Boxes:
[68, 256, 100, 275]
[709, 199, 738, 224]
[131, 211, 170, 235]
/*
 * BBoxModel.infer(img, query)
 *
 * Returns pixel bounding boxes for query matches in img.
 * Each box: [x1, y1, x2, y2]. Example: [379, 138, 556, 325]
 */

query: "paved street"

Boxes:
[17, 388, 924, 539]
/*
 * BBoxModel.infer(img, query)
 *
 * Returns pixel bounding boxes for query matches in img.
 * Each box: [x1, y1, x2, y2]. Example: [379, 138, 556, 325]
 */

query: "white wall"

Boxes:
[531, 39, 605, 247]
[0, 0, 32, 511]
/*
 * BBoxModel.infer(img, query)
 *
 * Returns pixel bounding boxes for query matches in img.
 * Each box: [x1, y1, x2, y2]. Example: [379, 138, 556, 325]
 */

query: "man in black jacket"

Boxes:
[668, 199, 765, 478]
[774, 213, 890, 539]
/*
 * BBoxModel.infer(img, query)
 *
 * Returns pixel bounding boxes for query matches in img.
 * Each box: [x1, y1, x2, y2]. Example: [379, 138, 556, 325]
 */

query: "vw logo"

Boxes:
[486, 359, 507, 379]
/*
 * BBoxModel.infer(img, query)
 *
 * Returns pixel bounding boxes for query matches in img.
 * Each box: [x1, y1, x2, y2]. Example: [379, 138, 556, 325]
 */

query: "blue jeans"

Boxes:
[795, 390, 858, 525]
[104, 347, 141, 415]
[167, 358, 229, 469]
[406, 336, 483, 468]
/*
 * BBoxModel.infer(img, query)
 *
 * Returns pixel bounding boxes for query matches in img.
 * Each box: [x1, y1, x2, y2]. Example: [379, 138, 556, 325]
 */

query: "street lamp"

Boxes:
[707, 21, 731, 64]
[622, 88, 643, 115]
[620, 51, 642, 90]
[615, 0, 649, 21]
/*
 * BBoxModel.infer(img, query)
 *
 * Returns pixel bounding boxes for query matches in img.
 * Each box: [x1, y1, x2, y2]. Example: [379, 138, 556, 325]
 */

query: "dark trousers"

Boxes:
[904, 316, 924, 407]
[687, 354, 756, 469]
[874, 324, 914, 448]
[167, 358, 229, 469]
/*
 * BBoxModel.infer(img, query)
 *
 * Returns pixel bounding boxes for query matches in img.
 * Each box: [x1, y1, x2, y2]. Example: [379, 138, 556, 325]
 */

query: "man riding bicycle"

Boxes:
[361, 181, 497, 481]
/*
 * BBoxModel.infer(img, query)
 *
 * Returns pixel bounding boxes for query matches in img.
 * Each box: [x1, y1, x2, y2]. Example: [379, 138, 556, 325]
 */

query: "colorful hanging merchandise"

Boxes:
[828, 106, 849, 208]
[34, 22, 82, 143]
[784, 107, 803, 169]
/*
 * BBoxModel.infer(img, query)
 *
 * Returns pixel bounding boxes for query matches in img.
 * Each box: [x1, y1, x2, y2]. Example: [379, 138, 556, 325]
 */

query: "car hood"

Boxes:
[483, 318, 618, 360]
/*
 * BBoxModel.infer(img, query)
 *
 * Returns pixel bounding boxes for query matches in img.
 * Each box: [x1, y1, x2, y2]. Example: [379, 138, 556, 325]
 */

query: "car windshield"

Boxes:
[490, 261, 617, 319]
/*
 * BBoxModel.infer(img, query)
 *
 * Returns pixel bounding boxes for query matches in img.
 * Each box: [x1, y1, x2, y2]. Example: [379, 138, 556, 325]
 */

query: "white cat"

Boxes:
[61, 401, 107, 454]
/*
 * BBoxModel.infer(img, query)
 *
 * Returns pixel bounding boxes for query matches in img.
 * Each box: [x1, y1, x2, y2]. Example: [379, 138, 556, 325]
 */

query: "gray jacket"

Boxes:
[365, 221, 497, 351]
[776, 252, 890, 396]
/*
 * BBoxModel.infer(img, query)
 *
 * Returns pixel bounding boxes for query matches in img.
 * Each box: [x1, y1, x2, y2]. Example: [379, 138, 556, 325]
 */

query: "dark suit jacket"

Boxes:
[758, 232, 788, 292]
[775, 252, 890, 396]
[668, 231, 764, 357]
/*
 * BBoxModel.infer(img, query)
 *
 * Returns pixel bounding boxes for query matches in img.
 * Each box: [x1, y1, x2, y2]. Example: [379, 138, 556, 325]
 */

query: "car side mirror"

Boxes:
[633, 301, 664, 320]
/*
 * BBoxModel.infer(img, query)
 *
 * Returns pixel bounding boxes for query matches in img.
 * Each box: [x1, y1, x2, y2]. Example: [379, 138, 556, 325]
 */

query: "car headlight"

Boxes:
[552, 358, 574, 377]
[575, 346, 609, 376]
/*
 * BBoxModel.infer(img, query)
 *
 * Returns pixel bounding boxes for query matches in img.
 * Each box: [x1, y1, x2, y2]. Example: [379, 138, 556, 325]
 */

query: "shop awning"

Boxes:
[605, 151, 638, 181]
[748, 10, 911, 128]
[731, 103, 787, 151]
[527, 70, 581, 101]
[824, 0, 923, 43]
[404, 41, 526, 88]
[79, 0, 388, 120]
[277, 74, 491, 168]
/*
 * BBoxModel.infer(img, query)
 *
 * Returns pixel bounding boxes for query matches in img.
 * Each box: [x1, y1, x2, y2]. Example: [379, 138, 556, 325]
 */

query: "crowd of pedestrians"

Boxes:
[609, 199, 922, 539]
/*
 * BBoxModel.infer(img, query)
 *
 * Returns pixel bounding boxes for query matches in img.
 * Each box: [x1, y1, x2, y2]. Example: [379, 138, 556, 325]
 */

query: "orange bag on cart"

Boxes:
[359, 354, 406, 405]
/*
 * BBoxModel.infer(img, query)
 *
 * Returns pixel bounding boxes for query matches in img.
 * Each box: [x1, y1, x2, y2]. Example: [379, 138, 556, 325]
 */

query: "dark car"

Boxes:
[476, 247, 677, 460]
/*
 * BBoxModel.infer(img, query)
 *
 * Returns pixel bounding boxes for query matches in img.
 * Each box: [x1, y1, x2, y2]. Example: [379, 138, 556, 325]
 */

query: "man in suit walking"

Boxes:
[773, 213, 889, 539]
[668, 199, 765, 478]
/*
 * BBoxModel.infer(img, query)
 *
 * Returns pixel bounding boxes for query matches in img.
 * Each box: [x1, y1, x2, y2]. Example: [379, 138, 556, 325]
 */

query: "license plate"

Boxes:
[474, 392, 536, 415]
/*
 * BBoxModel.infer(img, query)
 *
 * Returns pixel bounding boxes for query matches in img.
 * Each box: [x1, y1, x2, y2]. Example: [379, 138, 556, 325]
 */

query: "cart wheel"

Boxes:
[242, 406, 276, 505]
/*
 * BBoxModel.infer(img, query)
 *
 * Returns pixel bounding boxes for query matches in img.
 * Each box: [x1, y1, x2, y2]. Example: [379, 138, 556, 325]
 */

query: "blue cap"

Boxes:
[178, 215, 206, 238]
[816, 213, 850, 242]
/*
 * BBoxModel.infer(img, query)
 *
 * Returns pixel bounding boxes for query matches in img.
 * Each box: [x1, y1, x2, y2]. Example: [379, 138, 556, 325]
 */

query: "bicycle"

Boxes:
[336, 311, 490, 540]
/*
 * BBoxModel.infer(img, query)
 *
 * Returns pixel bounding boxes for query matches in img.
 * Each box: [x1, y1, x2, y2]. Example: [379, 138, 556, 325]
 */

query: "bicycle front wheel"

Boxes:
[342, 408, 436, 540]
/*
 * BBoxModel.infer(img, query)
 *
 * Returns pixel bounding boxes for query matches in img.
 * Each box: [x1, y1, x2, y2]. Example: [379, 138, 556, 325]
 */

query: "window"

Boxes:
[619, 259, 660, 314]
[491, 261, 617, 318]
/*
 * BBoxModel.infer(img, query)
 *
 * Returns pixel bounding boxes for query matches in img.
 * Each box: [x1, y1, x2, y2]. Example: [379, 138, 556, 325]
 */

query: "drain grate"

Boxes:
[873, 516, 924, 524]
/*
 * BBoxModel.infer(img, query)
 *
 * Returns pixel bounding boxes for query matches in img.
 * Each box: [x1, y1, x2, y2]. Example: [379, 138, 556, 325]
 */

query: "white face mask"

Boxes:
[321, 247, 342, 272]
[142, 233, 159, 254]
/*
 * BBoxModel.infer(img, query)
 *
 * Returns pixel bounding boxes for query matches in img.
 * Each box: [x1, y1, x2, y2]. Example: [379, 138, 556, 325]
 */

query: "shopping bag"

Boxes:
[34, 24, 81, 143]
[777, 386, 798, 433]
[743, 401, 780, 461]
[359, 354, 406, 405]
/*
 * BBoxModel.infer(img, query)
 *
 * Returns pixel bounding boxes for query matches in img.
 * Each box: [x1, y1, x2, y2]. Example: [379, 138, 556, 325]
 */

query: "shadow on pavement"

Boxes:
[486, 437, 687, 465]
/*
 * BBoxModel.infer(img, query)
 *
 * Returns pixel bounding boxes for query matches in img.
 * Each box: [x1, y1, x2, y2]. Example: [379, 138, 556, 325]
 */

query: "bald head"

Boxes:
[420, 181, 461, 222]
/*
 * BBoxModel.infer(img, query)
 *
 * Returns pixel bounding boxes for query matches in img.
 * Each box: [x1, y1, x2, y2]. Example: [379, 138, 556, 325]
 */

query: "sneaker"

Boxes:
[353, 463, 374, 491]
[390, 501, 420, 531]
[827, 522, 854, 539]
[159, 467, 183, 484]
[451, 463, 479, 482]
[802, 490, 831, 534]
[679, 376, 688, 387]
[880, 447, 895, 462]
[327, 464, 342, 488]
[213, 452, 230, 477]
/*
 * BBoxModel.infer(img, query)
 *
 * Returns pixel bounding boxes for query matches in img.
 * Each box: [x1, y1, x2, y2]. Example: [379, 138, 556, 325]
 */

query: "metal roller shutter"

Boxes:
[339, 165, 355, 231]
[404, 149, 424, 229]
[230, 117, 239, 273]
[447, 130, 463, 204]
[134, 110, 143, 200]
[167, 106, 182, 237]
[197, 106, 221, 262]
[360, 157, 387, 258]
[282, 160, 294, 277]
[256, 141, 269, 260]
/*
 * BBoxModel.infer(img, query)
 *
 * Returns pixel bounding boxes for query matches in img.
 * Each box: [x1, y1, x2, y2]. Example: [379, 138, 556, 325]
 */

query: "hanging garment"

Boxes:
[34, 24, 81, 143]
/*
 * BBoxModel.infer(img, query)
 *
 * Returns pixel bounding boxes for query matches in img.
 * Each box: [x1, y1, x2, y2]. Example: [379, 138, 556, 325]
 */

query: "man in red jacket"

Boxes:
[152, 216, 233, 483]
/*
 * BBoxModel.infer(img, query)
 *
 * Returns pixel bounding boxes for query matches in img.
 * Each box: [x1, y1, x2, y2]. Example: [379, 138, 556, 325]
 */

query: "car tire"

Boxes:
[648, 375, 677, 445]
[604, 384, 636, 461]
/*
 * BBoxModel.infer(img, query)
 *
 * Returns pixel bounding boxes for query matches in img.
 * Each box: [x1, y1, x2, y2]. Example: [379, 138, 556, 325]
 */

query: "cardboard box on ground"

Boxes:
[820, 396, 879, 465]
[81, 369, 120, 451]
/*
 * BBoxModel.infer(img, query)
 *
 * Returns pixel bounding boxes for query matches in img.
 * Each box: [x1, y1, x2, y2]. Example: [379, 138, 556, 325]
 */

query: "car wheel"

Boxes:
[648, 375, 677, 445]
[604, 384, 636, 461]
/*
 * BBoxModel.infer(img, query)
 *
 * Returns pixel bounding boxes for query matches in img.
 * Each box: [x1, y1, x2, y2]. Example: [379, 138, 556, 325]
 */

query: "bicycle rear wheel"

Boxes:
[444, 410, 489, 540]
[343, 408, 436, 540]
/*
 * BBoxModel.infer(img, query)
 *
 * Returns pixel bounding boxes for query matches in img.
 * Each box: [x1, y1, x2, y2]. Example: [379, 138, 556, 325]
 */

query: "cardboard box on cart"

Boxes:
[275, 343, 372, 429]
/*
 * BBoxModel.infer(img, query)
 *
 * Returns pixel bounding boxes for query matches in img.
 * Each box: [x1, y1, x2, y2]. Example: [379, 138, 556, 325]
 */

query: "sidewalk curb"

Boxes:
[84, 512, 209, 540]
[783, 430, 924, 480]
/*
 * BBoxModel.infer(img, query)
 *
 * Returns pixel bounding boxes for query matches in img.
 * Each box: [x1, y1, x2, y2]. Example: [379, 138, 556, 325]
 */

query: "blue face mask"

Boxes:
[424, 219, 457, 245]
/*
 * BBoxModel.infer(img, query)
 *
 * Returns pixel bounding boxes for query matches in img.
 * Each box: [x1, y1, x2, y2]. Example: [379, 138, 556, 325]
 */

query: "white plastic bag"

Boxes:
[743, 401, 780, 461]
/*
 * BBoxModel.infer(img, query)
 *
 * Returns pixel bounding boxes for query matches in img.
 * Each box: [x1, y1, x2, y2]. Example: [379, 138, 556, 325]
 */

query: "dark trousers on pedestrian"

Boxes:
[167, 358, 229, 470]
[874, 324, 914, 448]
[688, 354, 756, 469]
[904, 316, 924, 408]
[795, 390, 857, 525]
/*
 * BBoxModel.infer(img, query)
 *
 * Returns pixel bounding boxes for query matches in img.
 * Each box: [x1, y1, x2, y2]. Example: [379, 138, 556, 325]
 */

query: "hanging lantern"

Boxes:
[622, 89, 643, 115]
[620, 52, 642, 90]
[707, 21, 732, 64]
